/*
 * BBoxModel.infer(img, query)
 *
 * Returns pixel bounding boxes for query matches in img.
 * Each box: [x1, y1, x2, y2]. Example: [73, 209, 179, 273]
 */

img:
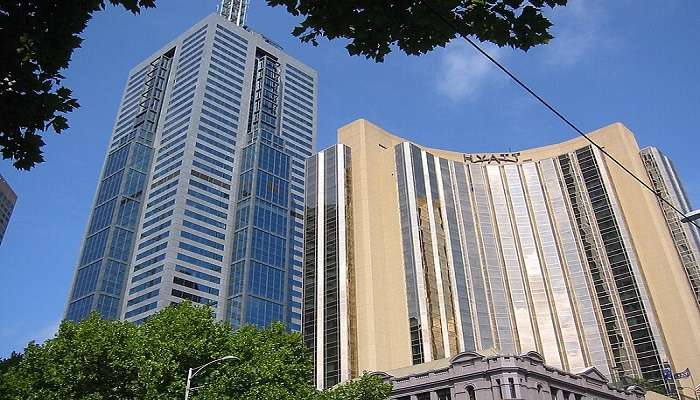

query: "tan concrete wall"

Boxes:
[338, 119, 413, 372]
[645, 391, 678, 400]
[335, 118, 700, 378]
[591, 124, 700, 378]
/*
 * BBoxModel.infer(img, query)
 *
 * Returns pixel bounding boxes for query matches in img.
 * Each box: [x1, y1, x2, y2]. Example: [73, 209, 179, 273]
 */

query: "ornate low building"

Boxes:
[372, 351, 646, 400]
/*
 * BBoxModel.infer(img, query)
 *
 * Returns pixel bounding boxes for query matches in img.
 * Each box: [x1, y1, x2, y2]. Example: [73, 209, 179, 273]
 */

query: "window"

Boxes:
[176, 253, 221, 273]
[104, 144, 130, 176]
[173, 276, 219, 296]
[102, 260, 127, 295]
[249, 262, 285, 301]
[188, 188, 228, 210]
[256, 171, 288, 206]
[130, 143, 151, 172]
[129, 277, 161, 295]
[66, 295, 94, 321]
[171, 288, 216, 306]
[229, 262, 244, 296]
[437, 388, 452, 400]
[133, 254, 165, 272]
[80, 229, 109, 266]
[96, 295, 121, 319]
[245, 297, 283, 328]
[253, 202, 287, 235]
[144, 199, 175, 220]
[232, 229, 247, 261]
[127, 289, 160, 307]
[138, 231, 169, 250]
[116, 197, 140, 228]
[192, 159, 232, 181]
[109, 228, 133, 261]
[179, 242, 223, 262]
[124, 301, 157, 318]
[184, 210, 226, 229]
[96, 171, 123, 204]
[181, 230, 224, 251]
[175, 265, 220, 284]
[89, 199, 116, 234]
[467, 386, 476, 400]
[141, 220, 172, 240]
[132, 265, 164, 283]
[135, 242, 167, 260]
[123, 169, 146, 198]
[72, 261, 101, 300]
[183, 219, 225, 240]
[251, 229, 285, 268]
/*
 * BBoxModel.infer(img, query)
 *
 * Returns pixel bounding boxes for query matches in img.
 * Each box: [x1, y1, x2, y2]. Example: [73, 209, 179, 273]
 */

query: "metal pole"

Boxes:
[183, 356, 237, 399]
[185, 367, 193, 400]
[682, 209, 700, 223]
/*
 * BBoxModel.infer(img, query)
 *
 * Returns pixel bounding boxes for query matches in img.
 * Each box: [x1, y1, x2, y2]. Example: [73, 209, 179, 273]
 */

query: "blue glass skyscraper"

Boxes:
[66, 13, 316, 332]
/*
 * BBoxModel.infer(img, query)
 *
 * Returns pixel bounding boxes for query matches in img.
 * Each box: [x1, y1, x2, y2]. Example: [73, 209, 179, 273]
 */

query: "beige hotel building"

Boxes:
[302, 119, 700, 391]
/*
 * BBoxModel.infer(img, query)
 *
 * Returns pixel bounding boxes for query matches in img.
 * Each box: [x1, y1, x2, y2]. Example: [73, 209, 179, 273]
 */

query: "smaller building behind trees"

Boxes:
[373, 351, 647, 400]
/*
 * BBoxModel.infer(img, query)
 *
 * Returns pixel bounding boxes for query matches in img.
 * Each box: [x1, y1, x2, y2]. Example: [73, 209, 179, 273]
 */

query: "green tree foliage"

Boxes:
[266, 0, 568, 62]
[0, 0, 155, 170]
[0, 302, 392, 400]
[0, 352, 22, 375]
[320, 374, 393, 400]
[0, 352, 23, 398]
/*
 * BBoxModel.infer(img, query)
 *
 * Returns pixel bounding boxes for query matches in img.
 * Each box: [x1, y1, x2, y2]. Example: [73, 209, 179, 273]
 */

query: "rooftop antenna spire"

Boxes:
[219, 0, 250, 26]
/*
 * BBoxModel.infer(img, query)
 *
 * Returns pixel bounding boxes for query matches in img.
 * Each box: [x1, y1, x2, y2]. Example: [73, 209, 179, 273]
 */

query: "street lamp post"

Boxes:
[184, 355, 238, 400]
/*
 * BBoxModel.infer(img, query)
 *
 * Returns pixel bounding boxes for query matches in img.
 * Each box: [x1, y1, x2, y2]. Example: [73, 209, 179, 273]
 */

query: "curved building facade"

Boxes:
[303, 119, 700, 391]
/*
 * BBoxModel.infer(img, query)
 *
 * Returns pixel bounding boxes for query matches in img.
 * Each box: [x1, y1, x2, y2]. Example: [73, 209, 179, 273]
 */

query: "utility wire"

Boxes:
[425, 5, 700, 230]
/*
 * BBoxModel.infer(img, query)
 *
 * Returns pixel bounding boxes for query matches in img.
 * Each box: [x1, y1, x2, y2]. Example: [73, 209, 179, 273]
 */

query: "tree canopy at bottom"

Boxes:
[0, 302, 391, 400]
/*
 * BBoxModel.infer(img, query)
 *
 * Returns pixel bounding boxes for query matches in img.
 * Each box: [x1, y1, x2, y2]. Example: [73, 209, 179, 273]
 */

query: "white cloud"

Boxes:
[542, 0, 609, 66]
[435, 41, 504, 101]
[432, 0, 614, 102]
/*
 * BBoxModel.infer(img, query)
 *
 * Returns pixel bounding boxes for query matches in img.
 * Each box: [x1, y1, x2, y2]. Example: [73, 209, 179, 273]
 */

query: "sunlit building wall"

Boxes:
[304, 119, 700, 390]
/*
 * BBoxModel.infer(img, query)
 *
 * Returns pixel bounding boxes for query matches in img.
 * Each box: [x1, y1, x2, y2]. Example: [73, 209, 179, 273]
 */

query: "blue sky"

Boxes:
[1, 1, 698, 357]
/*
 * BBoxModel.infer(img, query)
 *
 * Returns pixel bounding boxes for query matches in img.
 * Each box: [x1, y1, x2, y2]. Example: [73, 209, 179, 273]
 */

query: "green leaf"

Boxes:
[265, 0, 567, 62]
[0, 303, 386, 400]
[0, 0, 157, 170]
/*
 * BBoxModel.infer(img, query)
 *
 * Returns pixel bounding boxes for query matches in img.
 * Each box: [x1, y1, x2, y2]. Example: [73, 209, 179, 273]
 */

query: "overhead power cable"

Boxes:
[425, 4, 700, 230]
